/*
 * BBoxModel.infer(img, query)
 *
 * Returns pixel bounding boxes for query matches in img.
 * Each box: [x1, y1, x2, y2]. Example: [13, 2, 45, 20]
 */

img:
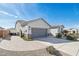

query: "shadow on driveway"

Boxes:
[33, 36, 73, 44]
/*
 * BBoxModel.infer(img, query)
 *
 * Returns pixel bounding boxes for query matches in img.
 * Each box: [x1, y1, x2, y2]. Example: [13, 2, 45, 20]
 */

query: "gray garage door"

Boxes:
[32, 28, 47, 38]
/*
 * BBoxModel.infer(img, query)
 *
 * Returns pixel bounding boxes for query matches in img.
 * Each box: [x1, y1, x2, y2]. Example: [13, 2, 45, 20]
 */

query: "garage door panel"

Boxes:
[32, 28, 47, 38]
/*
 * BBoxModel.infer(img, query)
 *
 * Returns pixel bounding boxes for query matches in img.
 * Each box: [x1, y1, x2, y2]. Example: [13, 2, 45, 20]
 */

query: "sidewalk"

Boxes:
[53, 41, 79, 56]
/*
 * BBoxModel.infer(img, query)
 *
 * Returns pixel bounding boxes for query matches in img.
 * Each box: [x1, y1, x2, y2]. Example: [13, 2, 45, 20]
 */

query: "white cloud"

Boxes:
[0, 10, 18, 18]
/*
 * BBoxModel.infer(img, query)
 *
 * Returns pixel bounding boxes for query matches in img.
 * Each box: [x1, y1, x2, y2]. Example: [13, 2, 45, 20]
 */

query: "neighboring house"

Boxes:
[8, 28, 19, 36]
[0, 27, 4, 29]
[63, 28, 78, 35]
[49, 25, 64, 37]
[15, 18, 51, 39]
[69, 28, 78, 34]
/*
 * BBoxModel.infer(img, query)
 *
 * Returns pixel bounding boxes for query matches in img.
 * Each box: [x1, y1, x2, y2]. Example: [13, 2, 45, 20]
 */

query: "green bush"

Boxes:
[66, 34, 77, 41]
[21, 34, 32, 41]
[56, 33, 62, 38]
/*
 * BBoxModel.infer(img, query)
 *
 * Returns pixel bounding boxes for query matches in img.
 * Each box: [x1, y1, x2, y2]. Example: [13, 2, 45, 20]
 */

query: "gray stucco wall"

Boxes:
[27, 20, 50, 28]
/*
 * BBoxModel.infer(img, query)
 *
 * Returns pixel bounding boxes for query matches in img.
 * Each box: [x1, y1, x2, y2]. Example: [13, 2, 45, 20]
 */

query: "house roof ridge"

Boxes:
[16, 18, 51, 27]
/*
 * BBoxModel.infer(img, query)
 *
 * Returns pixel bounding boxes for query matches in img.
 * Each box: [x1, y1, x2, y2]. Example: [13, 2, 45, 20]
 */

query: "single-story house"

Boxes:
[15, 18, 51, 39]
[49, 25, 64, 37]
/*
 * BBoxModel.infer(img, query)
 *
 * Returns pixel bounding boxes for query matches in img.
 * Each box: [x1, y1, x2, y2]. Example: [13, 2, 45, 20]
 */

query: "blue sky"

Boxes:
[0, 3, 79, 28]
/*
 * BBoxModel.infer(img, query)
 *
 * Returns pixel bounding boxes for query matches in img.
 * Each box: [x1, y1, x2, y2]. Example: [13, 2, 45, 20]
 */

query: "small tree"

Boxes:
[56, 33, 62, 38]
[63, 30, 69, 36]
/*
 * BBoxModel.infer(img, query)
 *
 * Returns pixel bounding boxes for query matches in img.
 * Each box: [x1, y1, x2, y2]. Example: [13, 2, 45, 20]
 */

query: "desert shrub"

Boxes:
[56, 33, 62, 38]
[46, 46, 62, 56]
[66, 34, 77, 41]
[46, 46, 56, 55]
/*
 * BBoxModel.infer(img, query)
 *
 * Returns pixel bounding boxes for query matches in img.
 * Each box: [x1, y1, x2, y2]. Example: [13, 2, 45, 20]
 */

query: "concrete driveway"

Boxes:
[34, 36, 79, 56]
[34, 36, 71, 44]
[0, 36, 50, 51]
[0, 36, 52, 56]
